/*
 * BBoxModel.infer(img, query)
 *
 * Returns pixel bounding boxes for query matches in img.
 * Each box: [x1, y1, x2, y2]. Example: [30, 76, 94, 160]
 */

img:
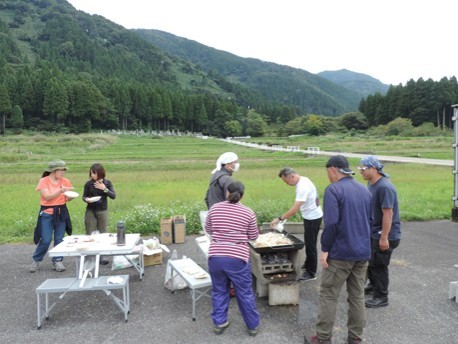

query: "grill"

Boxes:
[249, 230, 305, 298]
[248, 232, 305, 253]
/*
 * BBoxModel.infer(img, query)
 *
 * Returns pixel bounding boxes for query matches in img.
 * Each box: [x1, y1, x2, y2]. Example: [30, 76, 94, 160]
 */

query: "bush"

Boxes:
[413, 122, 443, 136]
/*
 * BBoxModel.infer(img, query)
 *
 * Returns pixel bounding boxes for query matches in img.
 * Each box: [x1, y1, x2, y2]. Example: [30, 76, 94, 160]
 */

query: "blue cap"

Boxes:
[359, 156, 389, 177]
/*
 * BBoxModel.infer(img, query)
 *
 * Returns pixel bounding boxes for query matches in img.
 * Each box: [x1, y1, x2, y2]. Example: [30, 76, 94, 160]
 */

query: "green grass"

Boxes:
[0, 133, 454, 243]
[248, 134, 454, 159]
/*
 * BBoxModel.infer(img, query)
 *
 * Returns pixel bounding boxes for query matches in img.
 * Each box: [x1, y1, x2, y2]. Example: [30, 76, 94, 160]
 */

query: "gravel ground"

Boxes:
[0, 220, 456, 344]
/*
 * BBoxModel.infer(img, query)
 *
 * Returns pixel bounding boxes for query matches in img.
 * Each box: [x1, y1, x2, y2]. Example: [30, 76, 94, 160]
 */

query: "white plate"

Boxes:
[86, 196, 101, 203]
[64, 191, 79, 198]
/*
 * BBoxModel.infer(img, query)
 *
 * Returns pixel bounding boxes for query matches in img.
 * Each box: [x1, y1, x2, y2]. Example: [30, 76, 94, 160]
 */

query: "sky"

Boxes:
[66, 0, 457, 86]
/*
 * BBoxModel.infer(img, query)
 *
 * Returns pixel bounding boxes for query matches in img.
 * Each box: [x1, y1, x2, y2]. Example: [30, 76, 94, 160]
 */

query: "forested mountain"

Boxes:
[0, 0, 457, 137]
[318, 69, 389, 97]
[134, 29, 362, 115]
[0, 0, 364, 137]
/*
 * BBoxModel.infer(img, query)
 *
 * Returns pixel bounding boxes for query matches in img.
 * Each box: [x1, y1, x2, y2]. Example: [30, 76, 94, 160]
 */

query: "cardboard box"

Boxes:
[160, 218, 173, 245]
[144, 251, 162, 266]
[173, 215, 186, 244]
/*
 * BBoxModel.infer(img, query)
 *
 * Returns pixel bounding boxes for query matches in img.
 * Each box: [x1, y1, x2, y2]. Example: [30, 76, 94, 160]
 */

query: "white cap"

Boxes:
[211, 152, 238, 174]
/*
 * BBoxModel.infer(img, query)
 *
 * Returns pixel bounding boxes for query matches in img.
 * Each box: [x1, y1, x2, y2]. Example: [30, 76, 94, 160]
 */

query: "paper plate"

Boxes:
[86, 196, 101, 203]
[64, 191, 79, 198]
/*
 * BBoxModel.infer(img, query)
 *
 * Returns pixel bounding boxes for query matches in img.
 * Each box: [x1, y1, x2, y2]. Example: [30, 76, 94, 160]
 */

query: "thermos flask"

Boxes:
[117, 220, 126, 246]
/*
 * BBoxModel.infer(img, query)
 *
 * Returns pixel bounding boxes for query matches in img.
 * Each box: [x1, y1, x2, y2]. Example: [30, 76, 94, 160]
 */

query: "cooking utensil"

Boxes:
[270, 220, 288, 233]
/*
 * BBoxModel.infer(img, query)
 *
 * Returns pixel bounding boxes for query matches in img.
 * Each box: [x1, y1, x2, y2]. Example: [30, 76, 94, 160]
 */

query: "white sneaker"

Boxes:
[29, 260, 39, 273]
[53, 261, 66, 272]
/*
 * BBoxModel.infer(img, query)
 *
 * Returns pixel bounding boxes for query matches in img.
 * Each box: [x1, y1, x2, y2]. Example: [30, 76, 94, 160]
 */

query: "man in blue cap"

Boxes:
[358, 156, 401, 308]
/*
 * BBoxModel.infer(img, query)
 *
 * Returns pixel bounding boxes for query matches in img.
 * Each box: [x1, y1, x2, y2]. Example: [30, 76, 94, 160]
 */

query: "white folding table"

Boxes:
[48, 233, 144, 280]
[169, 258, 212, 321]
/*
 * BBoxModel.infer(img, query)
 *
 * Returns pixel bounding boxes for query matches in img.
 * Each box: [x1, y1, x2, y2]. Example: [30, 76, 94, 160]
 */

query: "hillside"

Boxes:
[317, 69, 389, 97]
[134, 29, 363, 115]
[0, 0, 366, 137]
[0, 0, 226, 93]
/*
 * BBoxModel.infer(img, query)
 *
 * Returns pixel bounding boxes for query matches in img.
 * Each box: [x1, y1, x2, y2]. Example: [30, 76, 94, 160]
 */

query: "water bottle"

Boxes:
[171, 249, 178, 260]
[117, 221, 126, 246]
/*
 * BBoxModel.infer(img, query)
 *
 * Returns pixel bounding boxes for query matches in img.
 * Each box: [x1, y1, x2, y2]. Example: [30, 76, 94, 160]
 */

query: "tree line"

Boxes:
[359, 77, 458, 130]
[2, 61, 458, 137]
[0, 60, 273, 137]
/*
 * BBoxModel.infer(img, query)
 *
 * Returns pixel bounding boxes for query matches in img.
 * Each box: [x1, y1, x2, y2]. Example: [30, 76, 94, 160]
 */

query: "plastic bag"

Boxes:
[164, 250, 187, 290]
[112, 254, 139, 270]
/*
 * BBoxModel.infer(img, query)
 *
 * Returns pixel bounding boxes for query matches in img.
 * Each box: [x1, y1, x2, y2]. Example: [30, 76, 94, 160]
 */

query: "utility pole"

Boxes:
[451, 104, 458, 221]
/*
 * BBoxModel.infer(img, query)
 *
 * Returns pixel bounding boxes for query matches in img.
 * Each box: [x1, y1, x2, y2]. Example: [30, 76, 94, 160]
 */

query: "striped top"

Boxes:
[205, 200, 259, 262]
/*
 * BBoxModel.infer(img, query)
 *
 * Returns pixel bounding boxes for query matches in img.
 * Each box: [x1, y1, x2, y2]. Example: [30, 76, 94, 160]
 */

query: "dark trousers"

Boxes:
[303, 217, 323, 275]
[367, 238, 400, 299]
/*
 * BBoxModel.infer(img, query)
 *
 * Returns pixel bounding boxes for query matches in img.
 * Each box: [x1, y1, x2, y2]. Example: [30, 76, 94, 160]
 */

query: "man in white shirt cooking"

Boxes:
[271, 167, 323, 281]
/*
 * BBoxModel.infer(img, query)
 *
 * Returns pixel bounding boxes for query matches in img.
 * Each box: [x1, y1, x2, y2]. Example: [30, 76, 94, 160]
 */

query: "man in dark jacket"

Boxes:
[305, 155, 372, 344]
[205, 152, 239, 209]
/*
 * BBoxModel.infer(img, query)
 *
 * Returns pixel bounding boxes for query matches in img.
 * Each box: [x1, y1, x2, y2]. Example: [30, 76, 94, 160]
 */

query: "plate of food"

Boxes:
[86, 196, 101, 203]
[194, 271, 209, 279]
[64, 191, 79, 198]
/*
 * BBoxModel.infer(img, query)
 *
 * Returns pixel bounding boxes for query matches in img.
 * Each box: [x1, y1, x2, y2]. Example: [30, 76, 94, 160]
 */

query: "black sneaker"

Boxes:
[365, 297, 388, 308]
[299, 271, 317, 281]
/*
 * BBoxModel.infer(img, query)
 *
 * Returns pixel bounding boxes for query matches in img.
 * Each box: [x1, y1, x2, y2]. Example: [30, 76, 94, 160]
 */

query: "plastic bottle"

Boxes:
[117, 220, 126, 246]
[171, 249, 178, 260]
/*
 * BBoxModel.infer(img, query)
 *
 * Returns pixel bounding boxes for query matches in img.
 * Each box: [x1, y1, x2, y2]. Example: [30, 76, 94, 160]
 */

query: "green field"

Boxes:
[0, 133, 454, 243]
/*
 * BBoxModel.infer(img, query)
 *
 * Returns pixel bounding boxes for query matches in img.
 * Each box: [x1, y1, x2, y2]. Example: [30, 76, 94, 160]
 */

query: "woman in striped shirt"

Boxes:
[205, 181, 260, 336]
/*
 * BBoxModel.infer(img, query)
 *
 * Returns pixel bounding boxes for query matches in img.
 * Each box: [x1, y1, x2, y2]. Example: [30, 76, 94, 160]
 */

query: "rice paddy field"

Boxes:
[0, 133, 454, 243]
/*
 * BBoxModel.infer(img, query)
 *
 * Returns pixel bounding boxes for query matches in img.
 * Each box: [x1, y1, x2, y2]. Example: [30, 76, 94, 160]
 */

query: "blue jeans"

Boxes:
[32, 212, 66, 263]
[208, 256, 260, 330]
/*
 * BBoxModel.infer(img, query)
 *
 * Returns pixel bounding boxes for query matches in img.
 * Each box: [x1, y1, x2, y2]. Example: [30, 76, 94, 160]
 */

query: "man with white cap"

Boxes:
[358, 156, 401, 309]
[205, 152, 239, 209]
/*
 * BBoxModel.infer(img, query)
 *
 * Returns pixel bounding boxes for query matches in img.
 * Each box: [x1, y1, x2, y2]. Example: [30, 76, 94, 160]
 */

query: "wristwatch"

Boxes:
[278, 216, 283, 221]
[104, 188, 109, 193]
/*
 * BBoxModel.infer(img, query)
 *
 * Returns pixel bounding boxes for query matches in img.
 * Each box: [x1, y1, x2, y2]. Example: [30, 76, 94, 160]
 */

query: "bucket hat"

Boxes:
[45, 159, 68, 172]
